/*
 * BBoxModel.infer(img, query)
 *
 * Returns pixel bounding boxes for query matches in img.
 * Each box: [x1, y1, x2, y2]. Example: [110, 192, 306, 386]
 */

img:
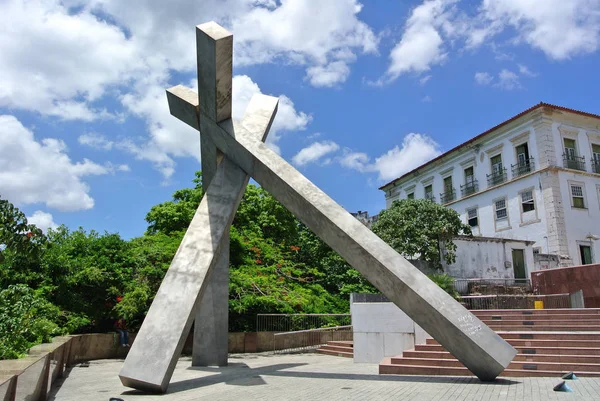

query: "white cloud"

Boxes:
[518, 64, 537, 77]
[385, 0, 454, 80]
[481, 0, 600, 60]
[0, 115, 120, 211]
[419, 75, 433, 85]
[292, 141, 340, 166]
[78, 133, 114, 150]
[232, 75, 311, 154]
[306, 61, 351, 87]
[495, 69, 521, 90]
[475, 72, 493, 85]
[421, 95, 432, 102]
[0, 0, 139, 120]
[339, 133, 441, 181]
[27, 211, 58, 233]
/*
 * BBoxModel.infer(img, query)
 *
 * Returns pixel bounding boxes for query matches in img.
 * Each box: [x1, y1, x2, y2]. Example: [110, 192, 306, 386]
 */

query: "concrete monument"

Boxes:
[119, 22, 517, 393]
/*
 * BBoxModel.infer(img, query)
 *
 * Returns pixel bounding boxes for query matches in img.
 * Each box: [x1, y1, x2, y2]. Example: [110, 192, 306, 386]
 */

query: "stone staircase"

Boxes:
[316, 340, 354, 358]
[380, 308, 600, 377]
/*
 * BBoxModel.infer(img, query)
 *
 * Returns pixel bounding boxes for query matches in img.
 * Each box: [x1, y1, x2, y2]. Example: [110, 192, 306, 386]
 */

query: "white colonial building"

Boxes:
[379, 103, 600, 275]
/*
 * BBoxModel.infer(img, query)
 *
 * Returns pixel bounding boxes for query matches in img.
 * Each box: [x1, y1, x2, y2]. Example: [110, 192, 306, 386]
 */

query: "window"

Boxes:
[424, 185, 434, 201]
[464, 167, 474, 184]
[521, 190, 535, 212]
[491, 154, 503, 174]
[515, 143, 530, 166]
[580, 245, 593, 265]
[444, 176, 453, 192]
[592, 144, 600, 173]
[407, 192, 415, 199]
[570, 184, 585, 208]
[495, 198, 507, 220]
[564, 138, 577, 158]
[467, 207, 478, 227]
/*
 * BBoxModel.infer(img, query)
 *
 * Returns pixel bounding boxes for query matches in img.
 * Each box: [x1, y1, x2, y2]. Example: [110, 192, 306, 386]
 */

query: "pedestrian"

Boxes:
[115, 317, 129, 347]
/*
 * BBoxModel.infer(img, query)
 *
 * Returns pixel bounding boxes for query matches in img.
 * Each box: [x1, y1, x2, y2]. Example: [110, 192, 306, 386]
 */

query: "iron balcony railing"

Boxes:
[439, 188, 456, 204]
[460, 180, 478, 197]
[487, 168, 507, 187]
[511, 158, 535, 178]
[563, 153, 586, 171]
[592, 159, 600, 174]
[424, 193, 436, 202]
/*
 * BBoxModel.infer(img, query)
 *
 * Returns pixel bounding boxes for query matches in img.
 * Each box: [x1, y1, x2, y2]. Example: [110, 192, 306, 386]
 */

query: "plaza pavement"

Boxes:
[49, 353, 600, 401]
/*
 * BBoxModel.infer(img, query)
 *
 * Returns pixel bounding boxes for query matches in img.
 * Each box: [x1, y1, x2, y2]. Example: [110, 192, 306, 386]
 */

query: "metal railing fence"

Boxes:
[461, 293, 570, 310]
[256, 314, 351, 332]
[273, 325, 353, 353]
[452, 278, 531, 295]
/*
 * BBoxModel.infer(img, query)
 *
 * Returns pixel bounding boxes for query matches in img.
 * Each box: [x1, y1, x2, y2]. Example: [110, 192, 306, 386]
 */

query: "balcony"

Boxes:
[439, 188, 456, 204]
[487, 168, 507, 187]
[563, 153, 586, 171]
[592, 159, 600, 174]
[424, 193, 436, 203]
[460, 180, 479, 197]
[511, 158, 535, 178]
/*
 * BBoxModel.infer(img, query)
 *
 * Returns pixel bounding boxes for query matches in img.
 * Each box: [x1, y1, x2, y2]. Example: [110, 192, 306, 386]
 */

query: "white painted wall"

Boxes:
[443, 238, 535, 279]
[350, 301, 430, 363]
[382, 109, 600, 266]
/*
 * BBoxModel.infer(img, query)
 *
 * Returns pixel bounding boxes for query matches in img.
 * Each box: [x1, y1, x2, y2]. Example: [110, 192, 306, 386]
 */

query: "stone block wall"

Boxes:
[531, 263, 600, 307]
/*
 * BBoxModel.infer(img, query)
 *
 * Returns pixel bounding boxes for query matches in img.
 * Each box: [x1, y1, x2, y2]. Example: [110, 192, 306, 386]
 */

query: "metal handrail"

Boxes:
[439, 188, 456, 204]
[460, 180, 478, 197]
[563, 153, 586, 171]
[511, 158, 535, 177]
[487, 168, 507, 187]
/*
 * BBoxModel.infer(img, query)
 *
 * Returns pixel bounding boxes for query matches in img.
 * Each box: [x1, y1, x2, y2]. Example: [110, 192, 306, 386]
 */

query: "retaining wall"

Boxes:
[531, 263, 600, 307]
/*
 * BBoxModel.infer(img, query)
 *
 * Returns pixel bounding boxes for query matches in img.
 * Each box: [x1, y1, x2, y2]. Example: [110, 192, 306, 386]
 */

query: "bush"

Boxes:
[427, 273, 460, 300]
[0, 284, 65, 359]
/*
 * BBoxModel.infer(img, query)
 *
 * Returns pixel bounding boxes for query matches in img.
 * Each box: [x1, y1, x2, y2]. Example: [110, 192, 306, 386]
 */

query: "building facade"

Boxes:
[379, 103, 600, 272]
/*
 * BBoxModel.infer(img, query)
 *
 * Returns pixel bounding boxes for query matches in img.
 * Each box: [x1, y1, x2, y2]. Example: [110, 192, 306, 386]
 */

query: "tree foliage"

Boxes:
[372, 199, 472, 268]
[0, 170, 379, 357]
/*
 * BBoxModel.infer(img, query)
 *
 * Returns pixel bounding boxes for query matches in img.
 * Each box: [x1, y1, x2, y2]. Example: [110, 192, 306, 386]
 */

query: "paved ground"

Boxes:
[50, 353, 600, 401]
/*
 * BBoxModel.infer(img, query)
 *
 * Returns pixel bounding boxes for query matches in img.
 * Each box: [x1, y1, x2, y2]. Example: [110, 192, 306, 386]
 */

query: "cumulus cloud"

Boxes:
[496, 69, 521, 90]
[339, 133, 441, 181]
[292, 141, 340, 166]
[380, 0, 600, 83]
[27, 211, 58, 233]
[385, 0, 454, 81]
[0, 115, 123, 211]
[481, 0, 600, 60]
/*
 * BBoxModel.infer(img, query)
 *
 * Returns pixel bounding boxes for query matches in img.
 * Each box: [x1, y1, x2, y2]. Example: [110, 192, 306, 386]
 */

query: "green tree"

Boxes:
[0, 284, 64, 359]
[372, 199, 472, 268]
[0, 196, 47, 288]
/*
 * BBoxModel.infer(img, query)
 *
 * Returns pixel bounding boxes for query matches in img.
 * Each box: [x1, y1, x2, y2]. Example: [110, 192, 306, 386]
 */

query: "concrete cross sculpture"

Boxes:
[119, 22, 517, 393]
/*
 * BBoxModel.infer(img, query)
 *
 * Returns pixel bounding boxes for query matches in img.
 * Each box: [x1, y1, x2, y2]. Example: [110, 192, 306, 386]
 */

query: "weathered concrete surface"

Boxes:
[193, 22, 233, 368]
[185, 86, 517, 381]
[54, 355, 600, 401]
[119, 93, 278, 393]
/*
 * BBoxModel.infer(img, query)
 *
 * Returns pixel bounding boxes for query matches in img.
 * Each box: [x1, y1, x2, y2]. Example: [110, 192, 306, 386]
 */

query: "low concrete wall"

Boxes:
[0, 330, 299, 400]
[532, 263, 600, 307]
[350, 294, 430, 363]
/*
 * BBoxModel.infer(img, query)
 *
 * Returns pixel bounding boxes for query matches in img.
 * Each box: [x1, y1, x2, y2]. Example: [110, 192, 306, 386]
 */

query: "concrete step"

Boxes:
[316, 349, 353, 358]
[498, 331, 600, 341]
[402, 350, 600, 364]
[415, 344, 600, 355]
[389, 356, 600, 372]
[485, 325, 600, 331]
[379, 359, 600, 377]
[426, 337, 600, 348]
[483, 319, 600, 326]
[318, 344, 353, 353]
[477, 314, 600, 321]
[326, 340, 353, 348]
[472, 308, 600, 316]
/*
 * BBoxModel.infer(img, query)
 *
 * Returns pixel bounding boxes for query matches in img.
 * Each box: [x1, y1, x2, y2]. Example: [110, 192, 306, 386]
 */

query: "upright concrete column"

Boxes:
[119, 92, 278, 393]
[193, 22, 233, 367]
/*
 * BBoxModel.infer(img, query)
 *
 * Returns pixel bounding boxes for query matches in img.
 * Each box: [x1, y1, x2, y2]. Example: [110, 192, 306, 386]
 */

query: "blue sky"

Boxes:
[1, 0, 600, 239]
